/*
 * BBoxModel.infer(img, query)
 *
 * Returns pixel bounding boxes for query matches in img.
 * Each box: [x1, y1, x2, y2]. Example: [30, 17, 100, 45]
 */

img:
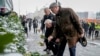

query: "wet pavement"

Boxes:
[25, 25, 100, 56]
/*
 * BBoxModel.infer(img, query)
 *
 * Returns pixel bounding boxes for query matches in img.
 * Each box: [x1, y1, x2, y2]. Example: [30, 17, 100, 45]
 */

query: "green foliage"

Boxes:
[31, 52, 40, 56]
[0, 12, 26, 54]
[0, 28, 6, 32]
[38, 42, 44, 46]
[17, 46, 26, 54]
[0, 33, 15, 53]
[23, 52, 32, 56]
[40, 34, 45, 39]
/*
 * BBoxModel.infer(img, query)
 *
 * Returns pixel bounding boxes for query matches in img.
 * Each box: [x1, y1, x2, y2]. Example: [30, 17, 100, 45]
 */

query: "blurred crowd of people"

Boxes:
[20, 15, 39, 37]
[81, 20, 100, 40]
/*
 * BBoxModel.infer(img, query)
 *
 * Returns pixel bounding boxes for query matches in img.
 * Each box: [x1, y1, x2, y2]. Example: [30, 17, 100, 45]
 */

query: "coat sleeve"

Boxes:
[51, 27, 56, 38]
[68, 8, 83, 34]
[51, 23, 63, 39]
[41, 16, 45, 30]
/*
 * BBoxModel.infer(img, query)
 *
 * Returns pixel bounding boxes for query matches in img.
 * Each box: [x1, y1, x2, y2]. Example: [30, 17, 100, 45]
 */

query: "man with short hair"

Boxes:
[48, 2, 84, 56]
[40, 8, 58, 55]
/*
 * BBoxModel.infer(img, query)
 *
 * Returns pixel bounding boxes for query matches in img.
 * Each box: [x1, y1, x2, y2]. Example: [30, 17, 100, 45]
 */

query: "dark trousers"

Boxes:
[45, 38, 59, 55]
[89, 30, 94, 38]
[95, 30, 99, 37]
[49, 41, 59, 55]
[56, 38, 76, 56]
[33, 28, 37, 33]
[44, 39, 49, 49]
[24, 27, 28, 36]
[29, 26, 31, 31]
[56, 38, 67, 56]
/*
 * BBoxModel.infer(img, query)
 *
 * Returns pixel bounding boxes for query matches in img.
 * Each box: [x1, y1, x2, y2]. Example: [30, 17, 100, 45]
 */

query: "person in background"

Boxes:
[82, 21, 89, 37]
[22, 15, 28, 37]
[41, 19, 45, 34]
[28, 18, 32, 31]
[89, 22, 95, 39]
[33, 18, 38, 34]
[95, 24, 99, 38]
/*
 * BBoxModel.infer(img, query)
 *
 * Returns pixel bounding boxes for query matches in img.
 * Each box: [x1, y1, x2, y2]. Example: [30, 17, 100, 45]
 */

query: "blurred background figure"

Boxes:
[28, 18, 32, 31]
[21, 15, 28, 37]
[81, 20, 89, 37]
[33, 18, 38, 34]
[88, 22, 95, 40]
[95, 24, 99, 38]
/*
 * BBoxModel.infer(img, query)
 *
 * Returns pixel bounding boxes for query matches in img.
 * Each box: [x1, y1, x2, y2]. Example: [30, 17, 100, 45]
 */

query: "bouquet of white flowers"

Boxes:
[0, 12, 26, 54]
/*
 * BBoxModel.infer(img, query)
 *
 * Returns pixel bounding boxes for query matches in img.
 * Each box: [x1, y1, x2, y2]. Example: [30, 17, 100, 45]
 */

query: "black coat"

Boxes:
[45, 26, 54, 38]
[41, 13, 55, 38]
[33, 19, 38, 28]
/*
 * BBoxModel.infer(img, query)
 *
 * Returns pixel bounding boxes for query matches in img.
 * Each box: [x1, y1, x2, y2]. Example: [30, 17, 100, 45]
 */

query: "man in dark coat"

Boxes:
[28, 18, 32, 31]
[89, 22, 95, 39]
[33, 18, 38, 33]
[82, 21, 89, 37]
[21, 15, 28, 37]
[40, 8, 58, 55]
[48, 2, 84, 56]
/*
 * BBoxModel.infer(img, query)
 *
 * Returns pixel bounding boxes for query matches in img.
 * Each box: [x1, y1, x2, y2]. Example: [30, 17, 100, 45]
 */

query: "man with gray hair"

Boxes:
[48, 2, 85, 56]
[40, 8, 58, 55]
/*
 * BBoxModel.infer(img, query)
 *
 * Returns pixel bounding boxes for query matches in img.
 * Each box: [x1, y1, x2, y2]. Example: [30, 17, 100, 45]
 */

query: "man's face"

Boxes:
[44, 9, 50, 15]
[50, 6, 59, 14]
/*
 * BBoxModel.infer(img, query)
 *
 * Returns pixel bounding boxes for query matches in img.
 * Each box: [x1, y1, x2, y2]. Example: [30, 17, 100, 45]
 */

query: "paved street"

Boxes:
[0, 0, 100, 56]
[25, 24, 100, 56]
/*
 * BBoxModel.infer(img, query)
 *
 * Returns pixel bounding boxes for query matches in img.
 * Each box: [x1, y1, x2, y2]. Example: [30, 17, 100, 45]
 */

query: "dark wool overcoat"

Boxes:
[52, 8, 83, 47]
